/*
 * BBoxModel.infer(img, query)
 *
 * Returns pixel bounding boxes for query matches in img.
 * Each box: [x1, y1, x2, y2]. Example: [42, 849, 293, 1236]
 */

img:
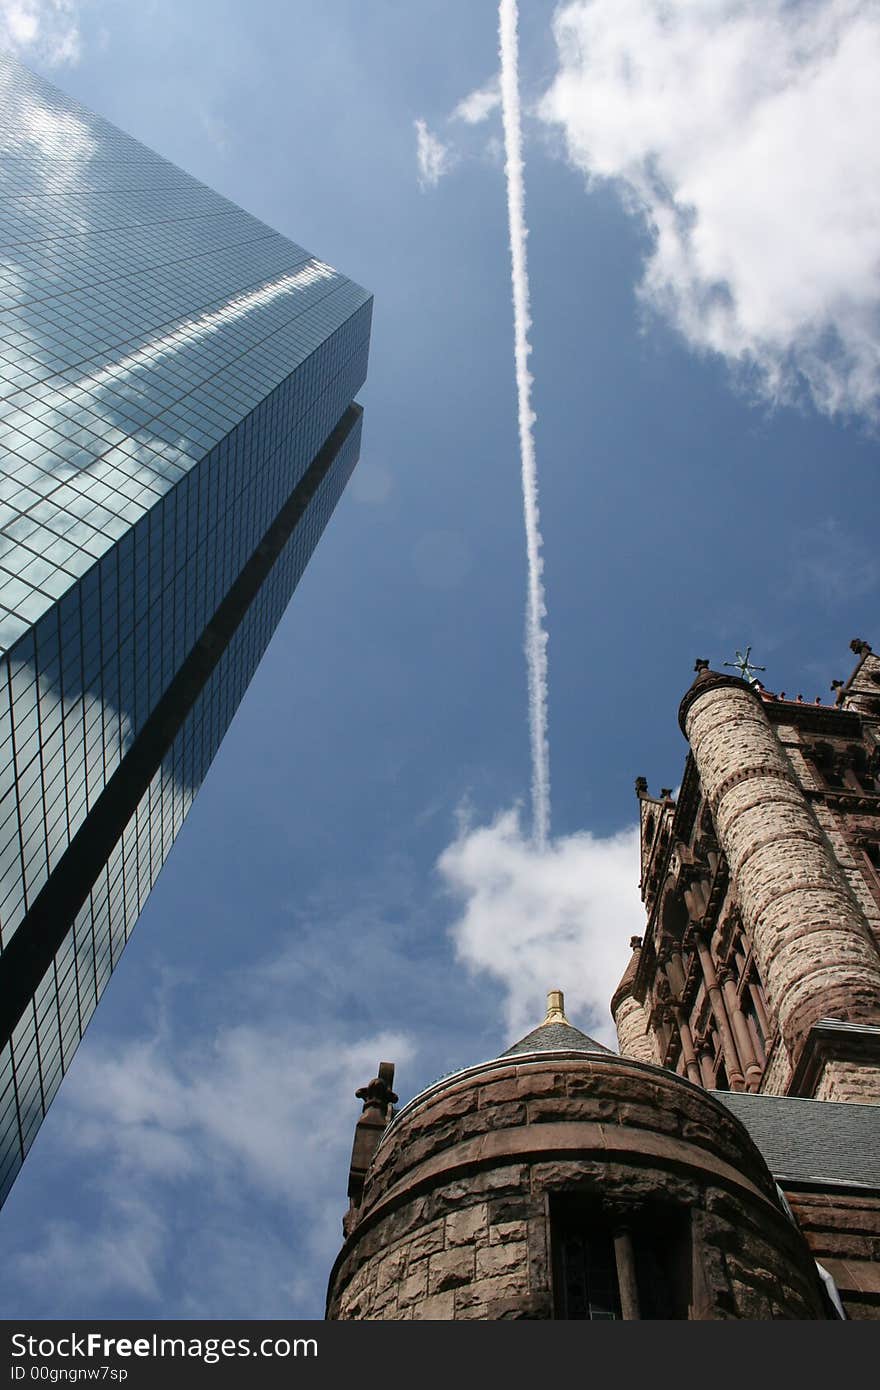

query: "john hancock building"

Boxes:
[0, 53, 372, 1205]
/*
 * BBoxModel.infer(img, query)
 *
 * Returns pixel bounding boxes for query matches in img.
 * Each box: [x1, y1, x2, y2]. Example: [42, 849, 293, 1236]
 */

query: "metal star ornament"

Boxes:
[723, 646, 766, 684]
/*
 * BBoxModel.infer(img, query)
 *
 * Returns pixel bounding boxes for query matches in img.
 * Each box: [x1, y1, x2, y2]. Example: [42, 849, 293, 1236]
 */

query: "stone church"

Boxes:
[327, 640, 880, 1319]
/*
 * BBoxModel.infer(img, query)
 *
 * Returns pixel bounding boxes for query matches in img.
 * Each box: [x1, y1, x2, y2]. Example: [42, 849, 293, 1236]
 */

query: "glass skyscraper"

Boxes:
[0, 54, 372, 1204]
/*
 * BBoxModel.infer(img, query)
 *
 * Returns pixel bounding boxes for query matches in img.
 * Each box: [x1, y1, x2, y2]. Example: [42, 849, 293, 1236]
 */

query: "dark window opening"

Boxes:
[849, 747, 877, 793]
[813, 743, 845, 789]
[551, 1197, 692, 1320]
[632, 1216, 691, 1319]
[862, 842, 880, 897]
[554, 1220, 620, 1320]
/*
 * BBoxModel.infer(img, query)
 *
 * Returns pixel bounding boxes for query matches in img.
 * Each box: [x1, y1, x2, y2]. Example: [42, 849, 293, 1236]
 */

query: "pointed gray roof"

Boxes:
[502, 1019, 613, 1057]
[501, 990, 613, 1058]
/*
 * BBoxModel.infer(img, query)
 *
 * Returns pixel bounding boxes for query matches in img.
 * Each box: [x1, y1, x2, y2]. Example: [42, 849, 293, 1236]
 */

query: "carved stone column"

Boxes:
[719, 966, 763, 1090]
[693, 1031, 717, 1089]
[693, 930, 745, 1090]
[673, 1005, 703, 1087]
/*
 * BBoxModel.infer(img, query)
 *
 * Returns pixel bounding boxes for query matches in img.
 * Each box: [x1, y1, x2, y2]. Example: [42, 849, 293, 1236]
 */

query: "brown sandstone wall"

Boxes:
[683, 683, 880, 1064]
[784, 1186, 880, 1320]
[814, 1060, 880, 1104]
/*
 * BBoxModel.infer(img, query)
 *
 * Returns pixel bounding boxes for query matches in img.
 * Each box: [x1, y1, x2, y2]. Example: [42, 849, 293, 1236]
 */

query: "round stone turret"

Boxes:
[327, 992, 826, 1320]
[611, 937, 660, 1065]
[679, 666, 880, 1078]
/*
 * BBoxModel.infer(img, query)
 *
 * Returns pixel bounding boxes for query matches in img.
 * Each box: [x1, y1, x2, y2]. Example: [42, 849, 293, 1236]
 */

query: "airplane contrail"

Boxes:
[498, 0, 551, 849]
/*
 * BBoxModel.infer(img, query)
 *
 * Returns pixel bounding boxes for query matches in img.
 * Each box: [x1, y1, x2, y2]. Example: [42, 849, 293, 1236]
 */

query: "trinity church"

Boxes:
[327, 640, 880, 1319]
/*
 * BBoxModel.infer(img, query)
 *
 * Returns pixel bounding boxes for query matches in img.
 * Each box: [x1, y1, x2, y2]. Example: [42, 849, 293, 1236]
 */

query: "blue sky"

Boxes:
[0, 0, 878, 1319]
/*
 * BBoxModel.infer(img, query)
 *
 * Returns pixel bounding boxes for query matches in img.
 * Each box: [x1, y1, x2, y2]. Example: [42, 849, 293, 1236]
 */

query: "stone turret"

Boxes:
[839, 639, 880, 718]
[327, 991, 827, 1320]
[679, 663, 880, 1096]
[610, 936, 659, 1064]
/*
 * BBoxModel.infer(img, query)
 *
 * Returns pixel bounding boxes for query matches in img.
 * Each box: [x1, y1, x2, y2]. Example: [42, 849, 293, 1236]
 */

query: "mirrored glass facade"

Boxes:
[0, 53, 372, 1203]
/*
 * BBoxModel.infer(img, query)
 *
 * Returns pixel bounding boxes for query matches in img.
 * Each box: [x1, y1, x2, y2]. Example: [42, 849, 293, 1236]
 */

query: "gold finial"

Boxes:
[541, 990, 570, 1026]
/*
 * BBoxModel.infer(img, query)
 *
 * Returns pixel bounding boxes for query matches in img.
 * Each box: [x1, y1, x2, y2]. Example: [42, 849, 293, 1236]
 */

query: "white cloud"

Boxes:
[452, 77, 501, 125]
[0, 0, 82, 65]
[540, 0, 880, 421]
[15, 1197, 166, 1307]
[412, 77, 501, 191]
[65, 1021, 413, 1204]
[438, 806, 643, 1046]
[414, 117, 454, 189]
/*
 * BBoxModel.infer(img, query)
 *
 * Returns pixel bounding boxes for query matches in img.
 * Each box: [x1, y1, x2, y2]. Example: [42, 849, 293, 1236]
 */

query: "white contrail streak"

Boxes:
[498, 0, 550, 849]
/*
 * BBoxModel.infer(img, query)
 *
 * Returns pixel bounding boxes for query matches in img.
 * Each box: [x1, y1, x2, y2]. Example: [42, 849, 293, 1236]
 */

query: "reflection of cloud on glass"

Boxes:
[14, 94, 95, 160]
[0, 54, 94, 166]
[82, 260, 336, 396]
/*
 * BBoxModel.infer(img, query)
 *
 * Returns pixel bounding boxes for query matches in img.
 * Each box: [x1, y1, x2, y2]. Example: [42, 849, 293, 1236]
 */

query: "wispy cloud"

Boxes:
[499, 0, 551, 848]
[439, 807, 642, 1045]
[0, 0, 82, 65]
[414, 117, 454, 190]
[197, 106, 232, 157]
[452, 77, 501, 125]
[785, 516, 880, 607]
[540, 0, 880, 421]
[3, 929, 416, 1318]
[15, 1196, 166, 1306]
[412, 73, 502, 190]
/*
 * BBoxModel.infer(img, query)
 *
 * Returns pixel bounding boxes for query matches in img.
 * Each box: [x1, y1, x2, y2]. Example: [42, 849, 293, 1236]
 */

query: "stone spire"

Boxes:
[501, 990, 612, 1058]
[540, 989, 570, 1025]
[344, 1061, 398, 1234]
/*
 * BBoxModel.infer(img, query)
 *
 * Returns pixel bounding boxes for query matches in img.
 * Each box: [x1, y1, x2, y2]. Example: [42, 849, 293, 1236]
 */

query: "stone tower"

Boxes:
[327, 992, 827, 1320]
[612, 639, 880, 1101]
